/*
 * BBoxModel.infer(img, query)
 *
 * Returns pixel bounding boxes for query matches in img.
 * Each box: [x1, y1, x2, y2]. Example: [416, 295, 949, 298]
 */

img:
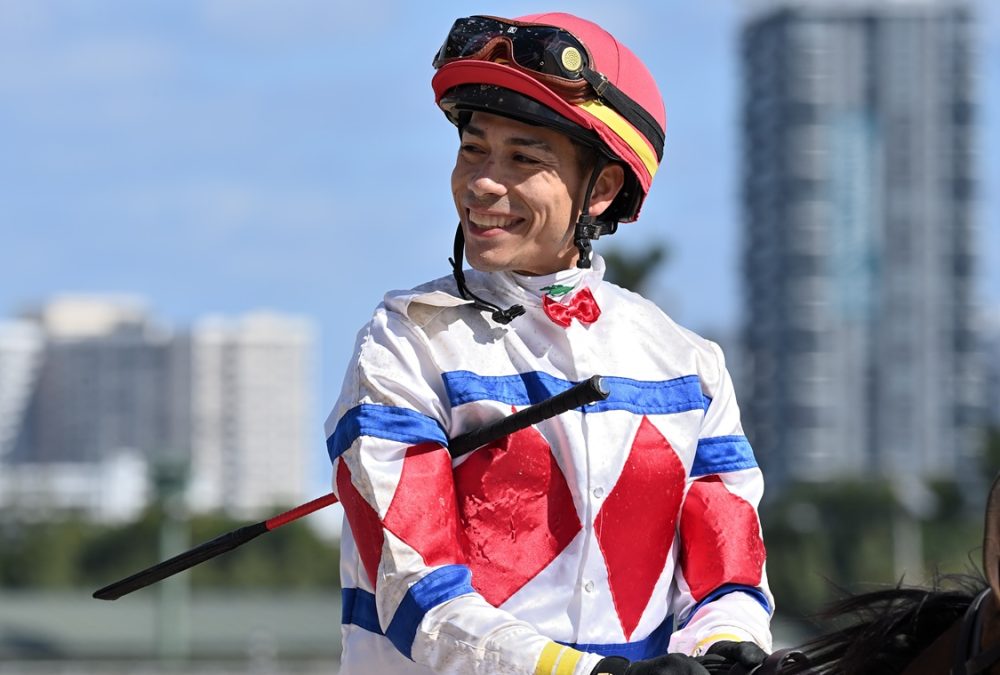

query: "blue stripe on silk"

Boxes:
[385, 565, 476, 660]
[443, 369, 566, 406]
[690, 436, 758, 476]
[678, 584, 772, 629]
[342, 587, 383, 635]
[345, 584, 676, 661]
[442, 370, 709, 416]
[560, 613, 674, 660]
[326, 404, 448, 463]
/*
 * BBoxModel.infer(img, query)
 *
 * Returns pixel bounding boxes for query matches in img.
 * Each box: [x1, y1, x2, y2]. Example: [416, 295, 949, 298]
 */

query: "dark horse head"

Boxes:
[772, 473, 1000, 675]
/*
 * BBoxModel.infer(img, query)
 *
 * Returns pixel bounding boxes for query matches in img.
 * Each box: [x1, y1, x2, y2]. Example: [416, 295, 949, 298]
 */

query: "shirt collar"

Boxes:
[493, 254, 607, 303]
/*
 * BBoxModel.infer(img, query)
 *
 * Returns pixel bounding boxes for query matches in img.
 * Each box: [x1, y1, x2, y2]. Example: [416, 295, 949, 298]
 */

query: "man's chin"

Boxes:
[464, 255, 511, 274]
[463, 247, 578, 276]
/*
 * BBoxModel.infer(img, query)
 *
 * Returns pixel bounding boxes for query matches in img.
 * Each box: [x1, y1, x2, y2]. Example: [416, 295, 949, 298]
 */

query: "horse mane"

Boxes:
[787, 574, 986, 675]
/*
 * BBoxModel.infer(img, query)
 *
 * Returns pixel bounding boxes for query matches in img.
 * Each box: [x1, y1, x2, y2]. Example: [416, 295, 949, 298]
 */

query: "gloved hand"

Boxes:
[590, 653, 711, 675]
[696, 641, 768, 675]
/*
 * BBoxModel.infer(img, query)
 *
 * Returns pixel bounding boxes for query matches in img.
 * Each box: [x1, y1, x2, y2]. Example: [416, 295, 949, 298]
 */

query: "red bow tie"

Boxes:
[542, 287, 601, 328]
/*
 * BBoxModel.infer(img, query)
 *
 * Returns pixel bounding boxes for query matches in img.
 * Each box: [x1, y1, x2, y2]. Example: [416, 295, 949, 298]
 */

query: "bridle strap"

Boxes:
[749, 648, 814, 674]
[955, 588, 999, 675]
[966, 642, 1000, 675]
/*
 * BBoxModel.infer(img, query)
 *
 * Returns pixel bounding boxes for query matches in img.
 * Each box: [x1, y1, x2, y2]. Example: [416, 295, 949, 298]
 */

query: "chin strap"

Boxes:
[449, 225, 526, 324]
[574, 154, 618, 269]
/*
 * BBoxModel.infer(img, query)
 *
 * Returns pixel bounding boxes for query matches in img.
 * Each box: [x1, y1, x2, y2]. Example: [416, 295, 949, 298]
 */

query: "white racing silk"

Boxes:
[325, 256, 773, 675]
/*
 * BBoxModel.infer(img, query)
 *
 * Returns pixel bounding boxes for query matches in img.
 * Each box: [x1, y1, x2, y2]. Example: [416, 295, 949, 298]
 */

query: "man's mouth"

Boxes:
[468, 212, 521, 231]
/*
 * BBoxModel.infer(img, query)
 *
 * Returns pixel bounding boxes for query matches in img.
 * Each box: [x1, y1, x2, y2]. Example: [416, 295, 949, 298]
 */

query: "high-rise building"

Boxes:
[0, 296, 168, 521]
[176, 312, 315, 519]
[0, 320, 44, 463]
[0, 298, 316, 522]
[18, 296, 175, 465]
[740, 0, 979, 489]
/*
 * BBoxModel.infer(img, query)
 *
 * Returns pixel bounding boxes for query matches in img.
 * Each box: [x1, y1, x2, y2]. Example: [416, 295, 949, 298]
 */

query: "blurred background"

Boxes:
[1, 0, 999, 672]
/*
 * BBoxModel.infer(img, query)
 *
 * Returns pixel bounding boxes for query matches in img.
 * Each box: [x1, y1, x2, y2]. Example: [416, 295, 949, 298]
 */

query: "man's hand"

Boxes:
[590, 641, 768, 675]
[590, 653, 711, 675]
[696, 641, 768, 674]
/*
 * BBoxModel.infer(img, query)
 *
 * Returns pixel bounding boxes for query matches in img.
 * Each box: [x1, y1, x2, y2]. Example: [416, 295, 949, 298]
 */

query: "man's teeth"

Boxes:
[470, 214, 517, 229]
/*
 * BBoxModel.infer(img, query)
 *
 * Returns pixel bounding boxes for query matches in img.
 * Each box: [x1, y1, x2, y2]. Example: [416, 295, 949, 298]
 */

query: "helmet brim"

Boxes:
[433, 60, 583, 130]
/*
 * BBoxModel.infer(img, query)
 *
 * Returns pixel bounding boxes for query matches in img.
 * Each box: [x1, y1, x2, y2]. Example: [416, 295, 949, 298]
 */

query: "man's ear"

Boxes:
[587, 163, 626, 217]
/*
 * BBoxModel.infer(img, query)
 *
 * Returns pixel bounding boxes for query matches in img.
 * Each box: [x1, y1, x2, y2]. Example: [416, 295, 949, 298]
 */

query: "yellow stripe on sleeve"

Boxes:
[576, 99, 659, 181]
[554, 645, 584, 675]
[693, 632, 746, 655]
[535, 641, 565, 675]
[535, 641, 586, 675]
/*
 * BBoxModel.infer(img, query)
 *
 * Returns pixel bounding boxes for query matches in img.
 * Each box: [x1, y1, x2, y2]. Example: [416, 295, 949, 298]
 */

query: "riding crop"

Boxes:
[93, 374, 610, 601]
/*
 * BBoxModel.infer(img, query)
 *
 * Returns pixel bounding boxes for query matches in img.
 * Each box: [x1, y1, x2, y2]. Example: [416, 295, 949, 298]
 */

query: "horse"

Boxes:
[761, 472, 1000, 675]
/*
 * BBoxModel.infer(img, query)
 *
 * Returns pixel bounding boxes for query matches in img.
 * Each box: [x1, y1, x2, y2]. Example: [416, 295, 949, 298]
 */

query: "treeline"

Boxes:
[763, 427, 1000, 622]
[761, 478, 982, 621]
[3, 428, 998, 621]
[0, 507, 340, 591]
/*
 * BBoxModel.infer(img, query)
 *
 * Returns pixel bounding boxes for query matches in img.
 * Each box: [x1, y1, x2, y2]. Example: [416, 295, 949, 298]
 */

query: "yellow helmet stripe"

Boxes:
[576, 99, 659, 181]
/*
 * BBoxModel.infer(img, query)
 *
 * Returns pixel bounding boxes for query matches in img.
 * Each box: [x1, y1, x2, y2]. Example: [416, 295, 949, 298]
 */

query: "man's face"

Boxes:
[451, 112, 589, 276]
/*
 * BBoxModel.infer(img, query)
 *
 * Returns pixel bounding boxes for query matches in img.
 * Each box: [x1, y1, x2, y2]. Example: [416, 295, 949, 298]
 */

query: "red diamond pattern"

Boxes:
[336, 460, 386, 589]
[595, 416, 685, 640]
[453, 421, 583, 607]
[383, 442, 466, 569]
[337, 443, 466, 590]
[680, 476, 765, 601]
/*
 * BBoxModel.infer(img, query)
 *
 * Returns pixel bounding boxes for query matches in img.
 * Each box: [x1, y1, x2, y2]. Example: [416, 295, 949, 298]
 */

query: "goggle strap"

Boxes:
[581, 68, 664, 161]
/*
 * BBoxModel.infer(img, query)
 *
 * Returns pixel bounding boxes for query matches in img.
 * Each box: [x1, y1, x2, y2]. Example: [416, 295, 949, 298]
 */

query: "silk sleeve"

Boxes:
[667, 341, 774, 656]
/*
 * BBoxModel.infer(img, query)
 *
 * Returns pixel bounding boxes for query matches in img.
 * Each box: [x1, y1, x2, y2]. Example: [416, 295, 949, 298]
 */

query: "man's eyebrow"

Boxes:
[463, 123, 555, 153]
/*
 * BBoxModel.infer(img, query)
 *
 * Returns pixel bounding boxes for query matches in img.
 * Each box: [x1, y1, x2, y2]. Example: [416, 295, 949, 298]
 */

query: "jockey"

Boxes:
[325, 12, 773, 675]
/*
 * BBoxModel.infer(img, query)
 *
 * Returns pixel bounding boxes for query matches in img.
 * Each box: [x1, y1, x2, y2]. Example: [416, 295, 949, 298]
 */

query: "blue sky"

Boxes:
[2, 1, 998, 497]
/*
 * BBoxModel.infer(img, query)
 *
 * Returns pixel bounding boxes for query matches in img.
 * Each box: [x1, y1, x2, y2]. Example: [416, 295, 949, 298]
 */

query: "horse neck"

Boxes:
[969, 592, 1000, 675]
[907, 590, 1000, 675]
[898, 622, 961, 675]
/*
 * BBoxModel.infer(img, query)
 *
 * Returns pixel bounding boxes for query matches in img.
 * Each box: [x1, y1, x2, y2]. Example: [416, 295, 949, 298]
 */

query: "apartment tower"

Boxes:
[740, 0, 979, 488]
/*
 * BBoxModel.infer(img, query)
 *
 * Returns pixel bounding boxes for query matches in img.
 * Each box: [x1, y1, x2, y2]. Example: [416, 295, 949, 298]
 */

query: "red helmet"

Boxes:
[432, 12, 666, 223]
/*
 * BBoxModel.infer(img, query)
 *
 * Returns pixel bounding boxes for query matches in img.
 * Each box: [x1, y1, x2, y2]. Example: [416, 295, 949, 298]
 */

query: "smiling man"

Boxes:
[453, 113, 623, 276]
[325, 13, 773, 675]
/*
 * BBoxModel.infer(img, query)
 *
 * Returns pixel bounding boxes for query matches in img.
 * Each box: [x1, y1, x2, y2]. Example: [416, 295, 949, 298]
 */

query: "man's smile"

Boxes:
[466, 210, 525, 234]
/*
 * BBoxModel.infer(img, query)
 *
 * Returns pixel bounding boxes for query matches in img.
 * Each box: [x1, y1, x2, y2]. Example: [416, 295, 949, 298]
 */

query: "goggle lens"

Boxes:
[433, 16, 589, 79]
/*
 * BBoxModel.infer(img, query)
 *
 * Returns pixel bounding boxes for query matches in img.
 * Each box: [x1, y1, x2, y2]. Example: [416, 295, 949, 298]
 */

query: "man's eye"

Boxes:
[460, 144, 484, 154]
[513, 154, 539, 164]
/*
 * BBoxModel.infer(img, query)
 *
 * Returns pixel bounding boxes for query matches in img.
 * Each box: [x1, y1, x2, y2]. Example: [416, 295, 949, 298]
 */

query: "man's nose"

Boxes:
[468, 160, 507, 197]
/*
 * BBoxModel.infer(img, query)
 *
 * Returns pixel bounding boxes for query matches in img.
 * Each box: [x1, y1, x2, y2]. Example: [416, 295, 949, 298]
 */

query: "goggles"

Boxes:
[433, 16, 664, 160]
[433, 16, 591, 81]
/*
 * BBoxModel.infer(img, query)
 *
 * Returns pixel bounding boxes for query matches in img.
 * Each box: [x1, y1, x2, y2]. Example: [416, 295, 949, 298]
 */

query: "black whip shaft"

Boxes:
[93, 374, 609, 601]
[449, 375, 608, 456]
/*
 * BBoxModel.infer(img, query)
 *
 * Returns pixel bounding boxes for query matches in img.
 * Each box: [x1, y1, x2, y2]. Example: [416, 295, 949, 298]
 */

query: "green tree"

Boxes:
[761, 480, 897, 620]
[601, 243, 669, 296]
[982, 426, 1000, 478]
[0, 508, 340, 591]
[0, 516, 90, 587]
[762, 477, 986, 627]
